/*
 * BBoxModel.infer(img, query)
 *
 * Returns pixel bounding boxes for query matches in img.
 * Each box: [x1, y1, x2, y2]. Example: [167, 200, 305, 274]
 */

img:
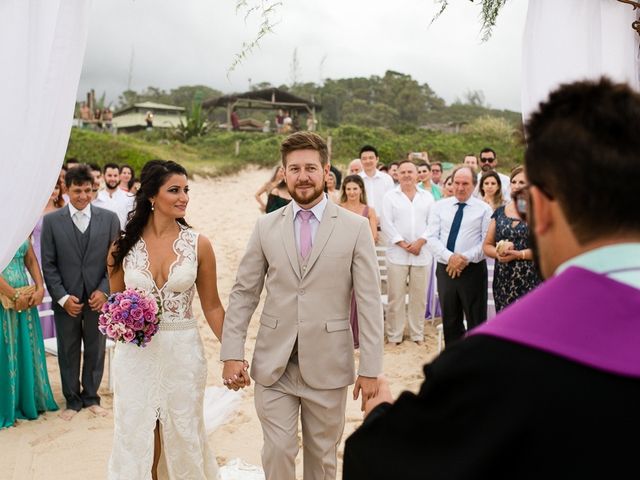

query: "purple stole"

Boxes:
[470, 267, 640, 378]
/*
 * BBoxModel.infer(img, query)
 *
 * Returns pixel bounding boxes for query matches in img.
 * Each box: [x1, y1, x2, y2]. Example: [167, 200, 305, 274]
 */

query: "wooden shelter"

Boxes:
[112, 101, 185, 132]
[202, 88, 321, 132]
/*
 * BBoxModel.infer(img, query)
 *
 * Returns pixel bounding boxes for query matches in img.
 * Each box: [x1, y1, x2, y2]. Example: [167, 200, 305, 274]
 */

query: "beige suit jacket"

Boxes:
[221, 200, 384, 390]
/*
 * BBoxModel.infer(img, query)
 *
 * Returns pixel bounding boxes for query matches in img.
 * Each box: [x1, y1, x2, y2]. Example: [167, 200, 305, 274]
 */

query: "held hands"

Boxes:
[222, 360, 251, 391]
[397, 239, 425, 256]
[63, 295, 84, 317]
[363, 375, 394, 418]
[14, 293, 30, 312]
[354, 375, 379, 411]
[446, 253, 469, 278]
[88, 290, 107, 312]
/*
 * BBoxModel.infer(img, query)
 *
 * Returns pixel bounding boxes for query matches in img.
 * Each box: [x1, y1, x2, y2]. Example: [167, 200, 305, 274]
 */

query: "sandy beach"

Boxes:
[1, 167, 441, 480]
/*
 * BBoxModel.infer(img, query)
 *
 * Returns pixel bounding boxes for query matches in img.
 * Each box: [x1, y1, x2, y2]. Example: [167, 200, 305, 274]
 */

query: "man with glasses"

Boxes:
[429, 162, 443, 186]
[478, 148, 511, 199]
[343, 78, 640, 479]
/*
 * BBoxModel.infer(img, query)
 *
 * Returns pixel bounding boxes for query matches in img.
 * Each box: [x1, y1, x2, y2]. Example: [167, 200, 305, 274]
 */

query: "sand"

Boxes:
[0, 167, 442, 480]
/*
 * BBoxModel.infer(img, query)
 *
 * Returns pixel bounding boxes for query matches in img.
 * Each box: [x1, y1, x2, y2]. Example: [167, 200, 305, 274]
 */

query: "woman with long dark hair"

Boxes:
[118, 164, 136, 192]
[479, 170, 505, 210]
[107, 160, 224, 479]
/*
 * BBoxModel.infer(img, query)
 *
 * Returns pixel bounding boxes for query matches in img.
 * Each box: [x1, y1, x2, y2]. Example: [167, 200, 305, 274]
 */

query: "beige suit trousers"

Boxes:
[385, 262, 428, 342]
[254, 359, 348, 480]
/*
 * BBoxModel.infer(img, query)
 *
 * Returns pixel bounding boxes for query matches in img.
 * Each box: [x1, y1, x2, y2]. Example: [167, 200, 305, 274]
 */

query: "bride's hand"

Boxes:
[222, 360, 251, 390]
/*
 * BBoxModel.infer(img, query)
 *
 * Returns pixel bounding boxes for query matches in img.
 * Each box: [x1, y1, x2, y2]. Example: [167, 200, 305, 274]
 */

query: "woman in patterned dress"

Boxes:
[483, 167, 541, 311]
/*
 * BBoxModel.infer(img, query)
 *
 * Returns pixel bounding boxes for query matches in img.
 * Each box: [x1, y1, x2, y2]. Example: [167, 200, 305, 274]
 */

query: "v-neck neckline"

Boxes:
[140, 228, 182, 293]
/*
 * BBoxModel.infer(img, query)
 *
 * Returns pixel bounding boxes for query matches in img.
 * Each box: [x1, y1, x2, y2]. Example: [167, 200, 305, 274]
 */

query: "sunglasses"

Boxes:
[480, 158, 494, 163]
[512, 183, 555, 223]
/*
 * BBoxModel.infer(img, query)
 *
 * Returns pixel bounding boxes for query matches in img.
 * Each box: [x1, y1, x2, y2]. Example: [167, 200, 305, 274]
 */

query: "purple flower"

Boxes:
[120, 298, 132, 310]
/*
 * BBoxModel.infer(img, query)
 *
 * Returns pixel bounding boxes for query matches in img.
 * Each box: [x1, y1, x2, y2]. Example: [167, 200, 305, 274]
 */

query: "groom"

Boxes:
[41, 164, 120, 420]
[221, 131, 384, 480]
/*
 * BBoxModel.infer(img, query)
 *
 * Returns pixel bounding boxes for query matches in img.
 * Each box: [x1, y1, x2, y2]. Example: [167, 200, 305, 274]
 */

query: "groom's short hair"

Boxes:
[280, 131, 329, 167]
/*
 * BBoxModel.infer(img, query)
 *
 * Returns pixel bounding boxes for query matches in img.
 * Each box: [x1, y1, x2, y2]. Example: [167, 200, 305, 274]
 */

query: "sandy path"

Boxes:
[0, 167, 441, 480]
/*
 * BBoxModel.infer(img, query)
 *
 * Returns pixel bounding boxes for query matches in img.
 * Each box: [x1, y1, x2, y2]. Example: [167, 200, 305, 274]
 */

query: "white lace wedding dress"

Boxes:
[108, 226, 219, 479]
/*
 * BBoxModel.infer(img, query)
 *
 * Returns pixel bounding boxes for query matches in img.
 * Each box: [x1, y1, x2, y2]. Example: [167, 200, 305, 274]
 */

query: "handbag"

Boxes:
[0, 285, 36, 310]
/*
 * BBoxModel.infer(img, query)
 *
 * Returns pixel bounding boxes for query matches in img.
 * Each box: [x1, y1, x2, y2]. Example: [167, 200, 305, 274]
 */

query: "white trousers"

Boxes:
[385, 262, 429, 342]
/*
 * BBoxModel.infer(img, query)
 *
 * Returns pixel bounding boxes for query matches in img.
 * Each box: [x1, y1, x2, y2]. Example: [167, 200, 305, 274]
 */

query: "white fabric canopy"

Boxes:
[0, 0, 91, 271]
[522, 0, 640, 122]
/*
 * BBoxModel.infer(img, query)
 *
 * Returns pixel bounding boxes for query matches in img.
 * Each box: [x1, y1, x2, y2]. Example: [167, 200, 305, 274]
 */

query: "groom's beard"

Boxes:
[527, 208, 546, 281]
[289, 181, 325, 206]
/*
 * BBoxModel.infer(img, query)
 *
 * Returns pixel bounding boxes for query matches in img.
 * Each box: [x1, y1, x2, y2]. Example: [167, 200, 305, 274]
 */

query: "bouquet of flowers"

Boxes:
[98, 288, 161, 347]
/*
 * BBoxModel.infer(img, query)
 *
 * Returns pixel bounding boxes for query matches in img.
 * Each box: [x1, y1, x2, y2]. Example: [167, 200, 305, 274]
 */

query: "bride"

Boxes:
[107, 160, 225, 479]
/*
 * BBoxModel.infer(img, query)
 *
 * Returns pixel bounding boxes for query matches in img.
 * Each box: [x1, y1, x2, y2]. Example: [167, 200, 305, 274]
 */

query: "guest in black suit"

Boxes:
[41, 164, 120, 420]
[425, 166, 492, 345]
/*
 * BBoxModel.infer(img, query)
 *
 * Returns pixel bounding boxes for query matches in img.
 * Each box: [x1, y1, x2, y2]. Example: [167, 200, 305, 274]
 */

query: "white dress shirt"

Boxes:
[359, 170, 394, 220]
[382, 187, 434, 266]
[291, 194, 328, 253]
[92, 188, 134, 230]
[426, 196, 492, 265]
[475, 171, 511, 201]
[58, 203, 92, 307]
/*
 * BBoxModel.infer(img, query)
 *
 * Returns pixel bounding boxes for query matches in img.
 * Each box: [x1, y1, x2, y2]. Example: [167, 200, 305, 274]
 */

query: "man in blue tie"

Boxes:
[426, 166, 492, 344]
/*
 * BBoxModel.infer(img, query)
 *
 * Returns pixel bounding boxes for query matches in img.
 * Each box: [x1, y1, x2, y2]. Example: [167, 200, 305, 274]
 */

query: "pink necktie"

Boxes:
[298, 210, 314, 258]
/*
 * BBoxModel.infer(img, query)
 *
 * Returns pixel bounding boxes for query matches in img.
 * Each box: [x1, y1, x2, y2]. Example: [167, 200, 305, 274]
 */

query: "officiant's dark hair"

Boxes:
[110, 160, 191, 271]
[525, 77, 640, 243]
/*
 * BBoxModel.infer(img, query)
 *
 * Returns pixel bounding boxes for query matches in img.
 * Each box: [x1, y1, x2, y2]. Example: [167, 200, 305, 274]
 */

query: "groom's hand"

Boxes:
[222, 360, 251, 391]
[353, 375, 379, 412]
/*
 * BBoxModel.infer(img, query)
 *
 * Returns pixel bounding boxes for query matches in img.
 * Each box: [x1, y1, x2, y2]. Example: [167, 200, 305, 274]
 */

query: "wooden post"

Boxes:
[235, 140, 240, 156]
[327, 135, 332, 162]
[226, 104, 232, 132]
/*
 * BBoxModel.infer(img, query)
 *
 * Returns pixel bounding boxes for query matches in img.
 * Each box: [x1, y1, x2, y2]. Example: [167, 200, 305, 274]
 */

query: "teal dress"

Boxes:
[0, 240, 58, 429]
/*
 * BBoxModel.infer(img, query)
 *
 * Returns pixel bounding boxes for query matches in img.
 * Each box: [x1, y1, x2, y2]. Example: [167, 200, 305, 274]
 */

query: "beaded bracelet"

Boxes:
[11, 291, 20, 302]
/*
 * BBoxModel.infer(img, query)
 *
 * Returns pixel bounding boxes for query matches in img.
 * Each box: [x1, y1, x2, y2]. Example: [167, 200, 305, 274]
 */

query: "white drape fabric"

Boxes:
[522, 0, 640, 123]
[0, 0, 91, 271]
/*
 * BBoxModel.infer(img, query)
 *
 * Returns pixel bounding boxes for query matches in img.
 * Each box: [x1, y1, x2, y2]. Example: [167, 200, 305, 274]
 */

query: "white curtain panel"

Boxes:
[0, 0, 91, 271]
[522, 0, 640, 123]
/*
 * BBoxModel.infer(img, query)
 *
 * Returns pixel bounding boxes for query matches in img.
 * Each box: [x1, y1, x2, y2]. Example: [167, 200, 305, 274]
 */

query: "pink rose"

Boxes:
[112, 310, 123, 322]
[130, 307, 144, 321]
[120, 299, 132, 310]
[105, 324, 119, 340]
[123, 329, 135, 343]
[138, 298, 150, 310]
[143, 311, 154, 321]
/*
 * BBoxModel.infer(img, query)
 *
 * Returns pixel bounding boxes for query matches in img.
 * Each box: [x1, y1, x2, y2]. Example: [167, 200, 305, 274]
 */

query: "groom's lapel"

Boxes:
[303, 201, 338, 278]
[281, 204, 302, 280]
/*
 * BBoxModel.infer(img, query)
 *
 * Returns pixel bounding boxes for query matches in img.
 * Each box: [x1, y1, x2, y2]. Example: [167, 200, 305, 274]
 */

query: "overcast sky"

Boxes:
[78, 0, 527, 111]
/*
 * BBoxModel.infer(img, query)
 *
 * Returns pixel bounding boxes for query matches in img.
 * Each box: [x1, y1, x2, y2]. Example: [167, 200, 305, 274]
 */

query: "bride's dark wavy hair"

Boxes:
[110, 160, 191, 271]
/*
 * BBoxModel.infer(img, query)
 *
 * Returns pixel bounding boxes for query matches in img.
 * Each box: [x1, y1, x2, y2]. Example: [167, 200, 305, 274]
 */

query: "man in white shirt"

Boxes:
[477, 148, 511, 200]
[358, 145, 394, 243]
[427, 166, 492, 345]
[382, 160, 435, 346]
[92, 163, 134, 230]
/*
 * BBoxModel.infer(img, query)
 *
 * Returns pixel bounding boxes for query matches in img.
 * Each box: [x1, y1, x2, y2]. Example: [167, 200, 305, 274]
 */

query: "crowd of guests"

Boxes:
[0, 160, 137, 428]
[256, 145, 540, 348]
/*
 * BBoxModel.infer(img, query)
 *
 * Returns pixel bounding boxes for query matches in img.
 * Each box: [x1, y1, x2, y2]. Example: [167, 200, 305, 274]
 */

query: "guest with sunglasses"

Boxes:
[482, 166, 541, 311]
[477, 148, 511, 200]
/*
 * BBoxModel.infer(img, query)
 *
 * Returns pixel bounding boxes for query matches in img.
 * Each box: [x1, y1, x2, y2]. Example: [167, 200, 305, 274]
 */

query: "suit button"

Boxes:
[299, 289, 305, 295]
